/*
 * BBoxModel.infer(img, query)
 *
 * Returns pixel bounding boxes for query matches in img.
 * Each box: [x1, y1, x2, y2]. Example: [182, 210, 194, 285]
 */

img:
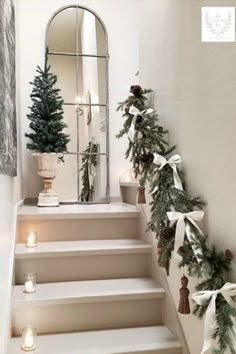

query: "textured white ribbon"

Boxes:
[128, 106, 153, 141]
[153, 154, 183, 190]
[167, 211, 204, 261]
[192, 283, 236, 354]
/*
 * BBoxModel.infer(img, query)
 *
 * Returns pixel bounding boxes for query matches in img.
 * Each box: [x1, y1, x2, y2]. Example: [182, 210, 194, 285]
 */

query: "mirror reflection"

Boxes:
[47, 6, 109, 203]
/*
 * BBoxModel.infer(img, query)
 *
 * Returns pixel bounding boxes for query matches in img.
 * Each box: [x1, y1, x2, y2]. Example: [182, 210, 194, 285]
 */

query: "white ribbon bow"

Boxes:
[192, 283, 236, 354]
[128, 106, 153, 141]
[167, 211, 204, 262]
[153, 154, 183, 191]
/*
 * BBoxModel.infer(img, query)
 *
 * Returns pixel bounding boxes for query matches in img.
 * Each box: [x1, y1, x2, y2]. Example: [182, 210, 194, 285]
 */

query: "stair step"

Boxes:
[18, 202, 140, 220]
[17, 217, 138, 242]
[13, 278, 165, 307]
[12, 279, 165, 335]
[9, 326, 182, 353]
[15, 239, 151, 259]
[15, 240, 151, 284]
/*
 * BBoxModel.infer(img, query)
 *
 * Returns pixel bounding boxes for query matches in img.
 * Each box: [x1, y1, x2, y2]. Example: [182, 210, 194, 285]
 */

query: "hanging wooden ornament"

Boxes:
[178, 275, 191, 315]
[137, 186, 146, 204]
[225, 249, 233, 263]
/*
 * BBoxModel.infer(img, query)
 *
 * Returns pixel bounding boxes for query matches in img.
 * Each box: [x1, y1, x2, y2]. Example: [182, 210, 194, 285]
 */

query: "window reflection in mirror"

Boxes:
[47, 6, 109, 204]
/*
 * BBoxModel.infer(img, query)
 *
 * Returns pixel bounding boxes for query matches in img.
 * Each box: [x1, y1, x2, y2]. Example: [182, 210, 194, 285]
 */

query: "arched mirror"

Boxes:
[46, 5, 109, 204]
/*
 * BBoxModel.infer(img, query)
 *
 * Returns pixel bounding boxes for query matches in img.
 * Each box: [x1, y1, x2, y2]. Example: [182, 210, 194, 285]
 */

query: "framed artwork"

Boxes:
[0, 0, 16, 176]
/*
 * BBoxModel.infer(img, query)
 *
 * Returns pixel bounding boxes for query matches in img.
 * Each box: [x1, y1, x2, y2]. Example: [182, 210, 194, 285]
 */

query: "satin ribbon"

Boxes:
[192, 283, 236, 354]
[167, 211, 204, 261]
[128, 106, 153, 141]
[153, 154, 183, 191]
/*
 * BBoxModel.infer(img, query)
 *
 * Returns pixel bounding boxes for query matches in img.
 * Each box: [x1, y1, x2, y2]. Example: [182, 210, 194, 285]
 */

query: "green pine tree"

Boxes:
[25, 50, 70, 154]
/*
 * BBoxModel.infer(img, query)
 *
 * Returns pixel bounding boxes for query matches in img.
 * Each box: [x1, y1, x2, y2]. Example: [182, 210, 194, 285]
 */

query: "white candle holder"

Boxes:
[21, 325, 37, 351]
[26, 232, 37, 248]
[24, 273, 37, 294]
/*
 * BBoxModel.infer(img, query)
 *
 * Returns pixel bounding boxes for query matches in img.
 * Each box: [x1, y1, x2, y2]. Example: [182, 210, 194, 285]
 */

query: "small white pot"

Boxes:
[33, 153, 62, 207]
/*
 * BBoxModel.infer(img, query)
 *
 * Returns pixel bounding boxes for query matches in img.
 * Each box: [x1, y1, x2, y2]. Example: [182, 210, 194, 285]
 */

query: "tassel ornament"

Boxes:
[137, 186, 146, 204]
[178, 275, 190, 315]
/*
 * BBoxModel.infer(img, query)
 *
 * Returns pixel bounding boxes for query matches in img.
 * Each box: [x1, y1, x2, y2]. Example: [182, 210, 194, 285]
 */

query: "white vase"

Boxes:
[33, 153, 61, 207]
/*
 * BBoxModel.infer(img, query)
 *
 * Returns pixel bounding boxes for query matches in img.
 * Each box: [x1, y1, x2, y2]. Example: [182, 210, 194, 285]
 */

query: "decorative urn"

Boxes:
[34, 153, 62, 207]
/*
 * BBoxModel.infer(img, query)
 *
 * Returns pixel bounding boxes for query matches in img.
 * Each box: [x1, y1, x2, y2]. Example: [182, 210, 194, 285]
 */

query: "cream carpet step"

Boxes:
[9, 326, 182, 354]
[15, 240, 151, 284]
[12, 279, 165, 335]
[13, 278, 165, 306]
[17, 218, 139, 242]
[15, 239, 151, 259]
[18, 202, 140, 220]
[17, 203, 140, 242]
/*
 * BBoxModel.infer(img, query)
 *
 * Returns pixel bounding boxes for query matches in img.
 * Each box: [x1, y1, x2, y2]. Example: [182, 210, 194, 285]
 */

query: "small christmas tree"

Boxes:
[25, 50, 70, 154]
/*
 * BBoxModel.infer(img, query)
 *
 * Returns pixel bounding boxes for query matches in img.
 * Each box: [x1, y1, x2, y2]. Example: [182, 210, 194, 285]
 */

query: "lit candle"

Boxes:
[125, 174, 132, 182]
[25, 281, 34, 293]
[21, 326, 37, 351]
[24, 333, 34, 348]
[26, 232, 37, 248]
[24, 274, 36, 294]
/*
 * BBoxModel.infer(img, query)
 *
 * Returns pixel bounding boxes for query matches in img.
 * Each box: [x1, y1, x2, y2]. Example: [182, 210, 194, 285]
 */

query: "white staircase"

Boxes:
[9, 203, 182, 353]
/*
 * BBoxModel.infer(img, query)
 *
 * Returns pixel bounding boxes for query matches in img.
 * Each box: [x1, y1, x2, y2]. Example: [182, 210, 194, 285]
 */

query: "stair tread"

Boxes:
[18, 202, 140, 220]
[15, 239, 151, 259]
[12, 278, 165, 306]
[9, 326, 182, 353]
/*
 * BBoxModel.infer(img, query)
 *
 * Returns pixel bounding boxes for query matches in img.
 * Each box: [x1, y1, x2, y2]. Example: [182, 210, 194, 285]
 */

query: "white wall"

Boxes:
[0, 0, 23, 345]
[139, 1, 236, 353]
[18, 0, 139, 199]
[0, 176, 21, 354]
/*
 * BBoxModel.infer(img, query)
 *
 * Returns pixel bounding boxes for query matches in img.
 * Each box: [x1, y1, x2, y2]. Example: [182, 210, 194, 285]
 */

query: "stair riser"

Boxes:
[12, 299, 163, 336]
[17, 218, 138, 242]
[15, 254, 150, 284]
[119, 349, 182, 354]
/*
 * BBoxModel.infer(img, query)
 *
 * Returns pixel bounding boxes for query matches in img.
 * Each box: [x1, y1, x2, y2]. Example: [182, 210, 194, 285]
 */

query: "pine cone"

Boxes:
[160, 224, 174, 241]
[130, 85, 143, 96]
[140, 153, 154, 164]
[157, 247, 164, 255]
[136, 115, 143, 124]
[159, 222, 167, 240]
[225, 249, 233, 262]
[140, 154, 149, 163]
[148, 153, 154, 162]
[124, 106, 129, 114]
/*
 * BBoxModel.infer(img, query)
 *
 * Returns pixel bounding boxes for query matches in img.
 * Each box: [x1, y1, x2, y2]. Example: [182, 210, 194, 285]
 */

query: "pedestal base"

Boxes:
[38, 191, 59, 207]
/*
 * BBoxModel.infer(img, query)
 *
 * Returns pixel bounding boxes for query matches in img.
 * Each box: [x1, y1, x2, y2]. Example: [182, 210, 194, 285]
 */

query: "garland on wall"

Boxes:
[117, 85, 236, 354]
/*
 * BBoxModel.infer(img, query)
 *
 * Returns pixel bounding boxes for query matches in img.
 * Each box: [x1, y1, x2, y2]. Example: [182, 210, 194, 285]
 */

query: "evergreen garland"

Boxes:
[116, 85, 174, 186]
[117, 85, 236, 354]
[80, 141, 98, 202]
[25, 50, 70, 155]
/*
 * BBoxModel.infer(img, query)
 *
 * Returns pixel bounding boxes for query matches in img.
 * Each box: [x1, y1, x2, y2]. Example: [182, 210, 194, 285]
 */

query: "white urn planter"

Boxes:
[34, 153, 61, 207]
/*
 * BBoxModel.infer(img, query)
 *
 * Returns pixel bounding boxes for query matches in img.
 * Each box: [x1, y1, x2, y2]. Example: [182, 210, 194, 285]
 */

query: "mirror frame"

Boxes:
[45, 5, 110, 204]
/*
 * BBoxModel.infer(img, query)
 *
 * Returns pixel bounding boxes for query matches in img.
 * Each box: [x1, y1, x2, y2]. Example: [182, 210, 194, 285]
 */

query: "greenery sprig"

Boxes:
[117, 85, 235, 354]
[80, 141, 98, 202]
